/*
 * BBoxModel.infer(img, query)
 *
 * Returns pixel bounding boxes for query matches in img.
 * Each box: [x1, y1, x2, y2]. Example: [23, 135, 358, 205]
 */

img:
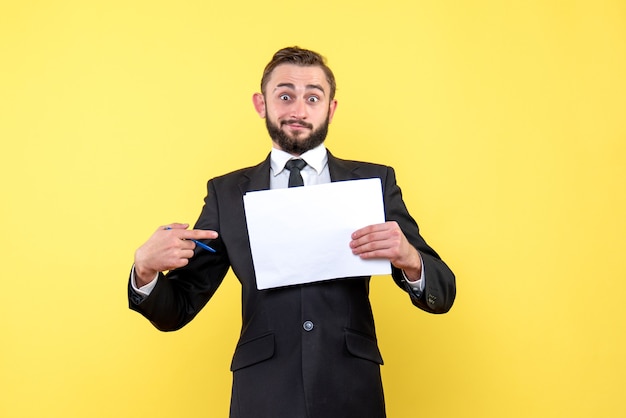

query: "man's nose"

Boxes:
[290, 98, 307, 119]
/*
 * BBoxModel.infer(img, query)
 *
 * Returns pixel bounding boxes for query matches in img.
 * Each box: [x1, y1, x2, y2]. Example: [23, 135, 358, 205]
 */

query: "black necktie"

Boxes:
[285, 159, 307, 187]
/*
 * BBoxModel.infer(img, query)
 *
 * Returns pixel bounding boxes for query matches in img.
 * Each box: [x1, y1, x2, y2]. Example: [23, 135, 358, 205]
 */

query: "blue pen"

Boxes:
[190, 239, 217, 253]
[164, 227, 217, 253]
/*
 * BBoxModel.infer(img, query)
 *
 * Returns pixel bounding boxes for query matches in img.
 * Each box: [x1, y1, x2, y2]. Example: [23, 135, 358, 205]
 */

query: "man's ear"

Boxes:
[252, 93, 266, 118]
[328, 99, 338, 123]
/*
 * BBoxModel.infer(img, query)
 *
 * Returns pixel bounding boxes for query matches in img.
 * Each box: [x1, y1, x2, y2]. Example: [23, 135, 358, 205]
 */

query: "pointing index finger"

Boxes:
[181, 229, 219, 240]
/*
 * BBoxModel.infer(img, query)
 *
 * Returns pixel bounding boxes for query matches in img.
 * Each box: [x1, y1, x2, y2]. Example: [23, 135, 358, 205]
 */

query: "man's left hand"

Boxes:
[350, 221, 422, 281]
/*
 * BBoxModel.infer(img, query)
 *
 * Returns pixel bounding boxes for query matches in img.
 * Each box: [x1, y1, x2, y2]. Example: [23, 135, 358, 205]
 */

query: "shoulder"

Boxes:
[329, 150, 392, 169]
[208, 155, 271, 186]
[328, 151, 396, 180]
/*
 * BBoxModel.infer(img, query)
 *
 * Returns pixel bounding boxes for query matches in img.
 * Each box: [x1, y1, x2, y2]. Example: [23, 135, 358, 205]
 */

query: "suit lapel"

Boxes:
[239, 154, 272, 195]
[328, 150, 362, 182]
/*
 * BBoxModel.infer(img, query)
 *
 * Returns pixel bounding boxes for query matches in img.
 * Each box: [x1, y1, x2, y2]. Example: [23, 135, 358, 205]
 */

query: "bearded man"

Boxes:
[129, 46, 456, 418]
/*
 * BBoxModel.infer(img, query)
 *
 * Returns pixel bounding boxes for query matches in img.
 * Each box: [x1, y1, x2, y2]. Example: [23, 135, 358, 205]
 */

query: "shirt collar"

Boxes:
[270, 144, 328, 177]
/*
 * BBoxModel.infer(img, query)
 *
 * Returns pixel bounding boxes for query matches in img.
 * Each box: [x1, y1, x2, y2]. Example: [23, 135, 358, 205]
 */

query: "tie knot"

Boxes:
[285, 159, 307, 171]
[285, 159, 307, 187]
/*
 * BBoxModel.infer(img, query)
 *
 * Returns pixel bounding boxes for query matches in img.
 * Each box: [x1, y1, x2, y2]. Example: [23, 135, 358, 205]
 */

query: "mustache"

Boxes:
[281, 119, 313, 129]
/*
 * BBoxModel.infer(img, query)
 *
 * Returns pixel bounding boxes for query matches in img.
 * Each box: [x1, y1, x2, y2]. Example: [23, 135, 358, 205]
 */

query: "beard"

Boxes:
[266, 114, 330, 155]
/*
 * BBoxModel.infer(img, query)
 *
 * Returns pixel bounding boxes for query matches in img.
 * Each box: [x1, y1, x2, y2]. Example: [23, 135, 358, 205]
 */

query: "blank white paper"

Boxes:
[243, 178, 391, 290]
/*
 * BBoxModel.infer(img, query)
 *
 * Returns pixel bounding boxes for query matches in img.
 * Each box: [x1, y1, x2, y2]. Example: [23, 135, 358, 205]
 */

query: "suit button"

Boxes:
[303, 321, 314, 332]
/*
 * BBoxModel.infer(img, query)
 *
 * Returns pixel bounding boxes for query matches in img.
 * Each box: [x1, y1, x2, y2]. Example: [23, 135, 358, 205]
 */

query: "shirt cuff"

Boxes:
[402, 253, 426, 295]
[131, 264, 159, 297]
[402, 269, 425, 292]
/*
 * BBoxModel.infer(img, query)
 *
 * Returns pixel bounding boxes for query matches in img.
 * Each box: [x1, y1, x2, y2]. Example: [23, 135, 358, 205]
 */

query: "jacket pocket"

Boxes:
[344, 329, 384, 365]
[230, 332, 275, 371]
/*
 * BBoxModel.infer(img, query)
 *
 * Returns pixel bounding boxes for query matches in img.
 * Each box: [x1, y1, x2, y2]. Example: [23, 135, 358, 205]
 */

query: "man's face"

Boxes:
[253, 64, 338, 155]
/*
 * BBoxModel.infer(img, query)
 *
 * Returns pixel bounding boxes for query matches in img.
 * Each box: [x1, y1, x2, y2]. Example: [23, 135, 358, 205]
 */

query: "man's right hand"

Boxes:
[134, 223, 219, 287]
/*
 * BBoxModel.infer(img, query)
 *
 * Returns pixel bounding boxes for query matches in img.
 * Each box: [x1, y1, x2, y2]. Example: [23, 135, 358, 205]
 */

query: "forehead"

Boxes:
[266, 64, 329, 92]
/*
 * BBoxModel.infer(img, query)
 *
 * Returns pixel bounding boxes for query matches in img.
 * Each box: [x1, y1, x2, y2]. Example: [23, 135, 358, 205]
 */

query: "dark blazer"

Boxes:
[129, 151, 456, 418]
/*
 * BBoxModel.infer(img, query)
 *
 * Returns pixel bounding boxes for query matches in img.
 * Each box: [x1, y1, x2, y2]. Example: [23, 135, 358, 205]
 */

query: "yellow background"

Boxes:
[1, 1, 625, 417]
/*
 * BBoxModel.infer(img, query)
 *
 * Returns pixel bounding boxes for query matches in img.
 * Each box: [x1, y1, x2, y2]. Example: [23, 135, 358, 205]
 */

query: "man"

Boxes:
[129, 46, 456, 418]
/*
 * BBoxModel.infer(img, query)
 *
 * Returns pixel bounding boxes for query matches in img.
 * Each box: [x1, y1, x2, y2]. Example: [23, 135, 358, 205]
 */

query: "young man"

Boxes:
[129, 46, 456, 418]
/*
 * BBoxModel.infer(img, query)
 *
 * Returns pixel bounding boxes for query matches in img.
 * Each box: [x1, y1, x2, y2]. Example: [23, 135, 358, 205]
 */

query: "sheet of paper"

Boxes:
[243, 178, 391, 290]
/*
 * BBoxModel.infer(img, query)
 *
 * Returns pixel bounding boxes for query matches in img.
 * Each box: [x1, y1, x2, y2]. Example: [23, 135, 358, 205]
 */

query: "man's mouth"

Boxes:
[283, 120, 313, 130]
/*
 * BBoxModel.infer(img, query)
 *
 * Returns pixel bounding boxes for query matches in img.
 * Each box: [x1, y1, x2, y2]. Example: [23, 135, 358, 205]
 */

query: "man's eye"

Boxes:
[308, 96, 320, 103]
[279, 94, 290, 101]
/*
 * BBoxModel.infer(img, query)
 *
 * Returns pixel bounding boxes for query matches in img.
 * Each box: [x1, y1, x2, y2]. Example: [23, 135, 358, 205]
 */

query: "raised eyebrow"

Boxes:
[306, 84, 326, 95]
[275, 83, 296, 91]
[274, 83, 326, 96]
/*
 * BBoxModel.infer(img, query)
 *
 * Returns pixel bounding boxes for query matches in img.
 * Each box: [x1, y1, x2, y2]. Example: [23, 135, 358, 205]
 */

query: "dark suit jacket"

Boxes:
[129, 151, 456, 418]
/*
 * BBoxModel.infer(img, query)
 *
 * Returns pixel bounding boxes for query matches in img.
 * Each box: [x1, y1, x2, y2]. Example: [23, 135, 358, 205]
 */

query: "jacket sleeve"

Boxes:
[128, 179, 232, 331]
[382, 166, 456, 314]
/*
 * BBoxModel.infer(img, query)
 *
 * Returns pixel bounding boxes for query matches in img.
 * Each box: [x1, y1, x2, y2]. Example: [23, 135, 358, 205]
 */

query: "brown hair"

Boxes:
[260, 46, 337, 99]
